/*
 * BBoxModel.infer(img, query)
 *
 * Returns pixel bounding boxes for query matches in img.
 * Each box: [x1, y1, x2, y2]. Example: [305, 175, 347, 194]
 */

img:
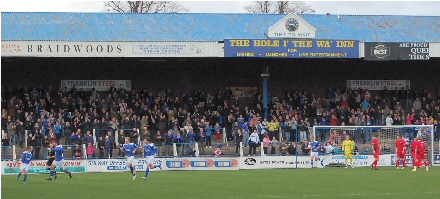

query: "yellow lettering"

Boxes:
[336, 40, 354, 48]
[230, 40, 250, 47]
[316, 40, 331, 48]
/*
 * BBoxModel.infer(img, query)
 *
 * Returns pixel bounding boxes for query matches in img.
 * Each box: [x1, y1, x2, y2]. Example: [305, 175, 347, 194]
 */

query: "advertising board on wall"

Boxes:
[86, 158, 163, 172]
[1, 41, 220, 57]
[163, 158, 239, 170]
[346, 80, 410, 90]
[224, 39, 359, 58]
[131, 42, 218, 57]
[2, 160, 86, 175]
[364, 42, 429, 60]
[60, 80, 131, 91]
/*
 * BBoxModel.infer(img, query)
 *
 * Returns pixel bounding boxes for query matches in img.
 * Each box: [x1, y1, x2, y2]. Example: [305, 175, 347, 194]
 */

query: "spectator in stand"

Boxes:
[205, 122, 212, 148]
[16, 120, 25, 148]
[324, 142, 334, 154]
[70, 132, 79, 146]
[104, 136, 112, 158]
[129, 128, 139, 144]
[117, 130, 125, 157]
[7, 121, 16, 146]
[406, 113, 414, 125]
[41, 135, 50, 160]
[271, 136, 279, 155]
[248, 129, 260, 156]
[214, 122, 221, 144]
[361, 99, 370, 111]
[54, 121, 62, 141]
[98, 136, 105, 158]
[214, 146, 222, 157]
[262, 134, 271, 155]
[299, 120, 308, 142]
[33, 129, 43, 159]
[386, 114, 394, 126]
[74, 144, 82, 160]
[84, 130, 94, 146]
[198, 128, 206, 155]
[165, 129, 174, 157]
[187, 128, 195, 144]
[301, 141, 310, 155]
[413, 98, 422, 113]
[234, 129, 242, 155]
[280, 139, 289, 155]
[174, 132, 184, 156]
[241, 121, 250, 147]
[107, 131, 115, 151]
[64, 121, 72, 145]
[154, 131, 163, 156]
[86, 143, 94, 159]
[2, 133, 9, 159]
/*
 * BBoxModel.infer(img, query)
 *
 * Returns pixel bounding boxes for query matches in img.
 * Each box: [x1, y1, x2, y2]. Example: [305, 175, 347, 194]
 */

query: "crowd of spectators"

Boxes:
[1, 85, 440, 159]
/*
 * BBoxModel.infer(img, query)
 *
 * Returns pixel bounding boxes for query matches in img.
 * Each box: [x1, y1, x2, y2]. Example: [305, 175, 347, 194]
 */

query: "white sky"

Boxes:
[0, 1, 439, 16]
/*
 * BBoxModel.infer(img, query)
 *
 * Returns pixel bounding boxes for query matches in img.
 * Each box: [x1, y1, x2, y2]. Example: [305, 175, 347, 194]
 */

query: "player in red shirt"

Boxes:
[395, 135, 406, 169]
[410, 137, 417, 168]
[371, 134, 380, 170]
[418, 136, 429, 171]
[412, 136, 429, 172]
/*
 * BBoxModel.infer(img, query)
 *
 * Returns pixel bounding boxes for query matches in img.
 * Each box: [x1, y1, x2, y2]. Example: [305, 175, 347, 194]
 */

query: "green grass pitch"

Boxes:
[2, 167, 439, 199]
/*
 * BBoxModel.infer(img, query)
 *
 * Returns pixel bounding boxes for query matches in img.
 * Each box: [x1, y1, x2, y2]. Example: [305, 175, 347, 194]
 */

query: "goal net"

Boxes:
[312, 125, 434, 167]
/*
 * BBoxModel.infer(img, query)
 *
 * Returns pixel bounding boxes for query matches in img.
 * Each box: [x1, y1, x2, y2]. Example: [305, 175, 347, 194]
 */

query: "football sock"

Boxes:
[50, 169, 54, 177]
[129, 166, 133, 174]
[396, 160, 400, 167]
[145, 168, 149, 177]
[23, 174, 27, 183]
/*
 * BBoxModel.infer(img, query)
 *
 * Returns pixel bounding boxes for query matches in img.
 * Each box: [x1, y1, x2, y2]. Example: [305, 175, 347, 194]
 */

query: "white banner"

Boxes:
[61, 80, 131, 91]
[132, 42, 219, 57]
[1, 41, 124, 57]
[85, 158, 163, 172]
[240, 154, 395, 169]
[347, 80, 410, 90]
[1, 41, 220, 57]
[2, 160, 86, 175]
[162, 158, 239, 171]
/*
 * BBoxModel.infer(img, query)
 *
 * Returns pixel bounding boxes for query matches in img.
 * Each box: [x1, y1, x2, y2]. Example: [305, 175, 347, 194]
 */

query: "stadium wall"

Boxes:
[3, 154, 439, 175]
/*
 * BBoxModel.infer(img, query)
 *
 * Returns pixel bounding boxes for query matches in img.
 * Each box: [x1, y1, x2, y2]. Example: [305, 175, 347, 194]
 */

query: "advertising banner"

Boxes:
[163, 158, 239, 171]
[224, 39, 359, 58]
[131, 42, 218, 57]
[85, 158, 163, 172]
[61, 80, 131, 91]
[433, 155, 440, 166]
[1, 41, 220, 57]
[364, 42, 429, 60]
[1, 41, 124, 57]
[2, 160, 86, 175]
[240, 155, 394, 169]
[346, 80, 410, 90]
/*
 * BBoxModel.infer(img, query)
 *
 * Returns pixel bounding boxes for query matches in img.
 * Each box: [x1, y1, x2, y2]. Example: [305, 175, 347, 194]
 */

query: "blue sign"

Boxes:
[166, 160, 185, 168]
[224, 39, 359, 58]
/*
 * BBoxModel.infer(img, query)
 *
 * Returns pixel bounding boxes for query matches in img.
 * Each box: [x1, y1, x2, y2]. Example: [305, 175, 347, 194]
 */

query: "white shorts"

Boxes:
[53, 159, 64, 169]
[127, 156, 134, 165]
[145, 156, 155, 165]
[20, 163, 29, 171]
[311, 152, 319, 159]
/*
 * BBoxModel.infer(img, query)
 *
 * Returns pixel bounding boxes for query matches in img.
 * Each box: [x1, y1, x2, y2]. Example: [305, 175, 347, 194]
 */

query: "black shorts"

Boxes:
[47, 159, 54, 166]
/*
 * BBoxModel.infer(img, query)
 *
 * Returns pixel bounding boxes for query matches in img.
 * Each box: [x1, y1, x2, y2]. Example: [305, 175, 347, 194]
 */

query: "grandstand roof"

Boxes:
[1, 12, 439, 42]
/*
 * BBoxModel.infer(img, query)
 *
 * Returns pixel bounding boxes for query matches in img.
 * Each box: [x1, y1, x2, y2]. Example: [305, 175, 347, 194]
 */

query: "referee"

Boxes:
[46, 142, 57, 180]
